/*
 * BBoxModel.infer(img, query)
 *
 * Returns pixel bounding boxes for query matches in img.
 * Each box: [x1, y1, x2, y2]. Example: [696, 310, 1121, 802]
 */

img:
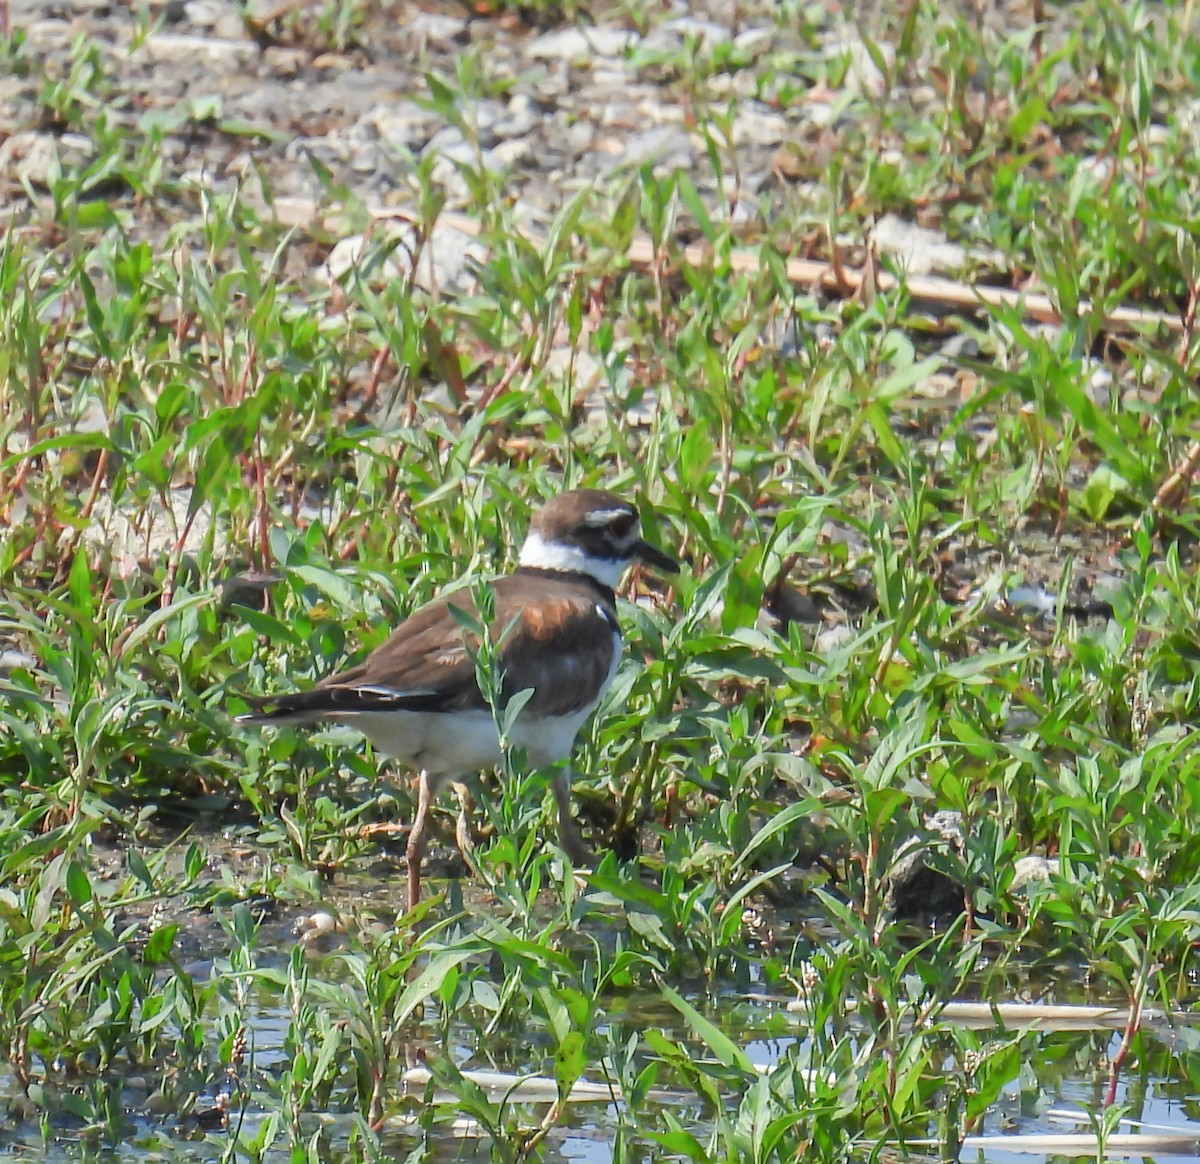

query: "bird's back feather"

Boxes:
[237, 568, 620, 726]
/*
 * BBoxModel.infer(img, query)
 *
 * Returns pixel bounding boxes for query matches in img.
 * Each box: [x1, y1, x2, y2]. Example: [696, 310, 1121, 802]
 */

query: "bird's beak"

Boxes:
[634, 539, 680, 575]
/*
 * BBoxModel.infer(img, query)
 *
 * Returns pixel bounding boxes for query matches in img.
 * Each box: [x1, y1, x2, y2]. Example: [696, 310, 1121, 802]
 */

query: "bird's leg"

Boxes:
[450, 780, 477, 857]
[406, 770, 434, 911]
[551, 767, 597, 868]
[450, 780, 482, 879]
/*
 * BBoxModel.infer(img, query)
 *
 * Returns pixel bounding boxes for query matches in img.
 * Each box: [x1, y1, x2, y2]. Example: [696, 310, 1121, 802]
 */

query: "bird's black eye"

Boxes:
[608, 514, 634, 538]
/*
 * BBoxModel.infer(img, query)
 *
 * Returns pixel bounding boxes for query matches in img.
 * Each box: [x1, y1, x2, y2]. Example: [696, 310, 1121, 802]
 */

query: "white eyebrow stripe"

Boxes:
[582, 508, 635, 527]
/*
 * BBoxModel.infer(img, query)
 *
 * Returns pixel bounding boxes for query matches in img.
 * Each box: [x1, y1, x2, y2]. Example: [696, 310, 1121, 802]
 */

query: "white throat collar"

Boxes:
[518, 532, 625, 589]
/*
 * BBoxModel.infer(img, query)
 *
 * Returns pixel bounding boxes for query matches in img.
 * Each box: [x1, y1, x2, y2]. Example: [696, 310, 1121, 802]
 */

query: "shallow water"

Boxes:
[8, 829, 1200, 1164]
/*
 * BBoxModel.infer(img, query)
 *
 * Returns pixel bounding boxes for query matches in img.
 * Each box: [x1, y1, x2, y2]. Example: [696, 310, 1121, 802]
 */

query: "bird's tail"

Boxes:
[235, 690, 332, 725]
[235, 682, 429, 725]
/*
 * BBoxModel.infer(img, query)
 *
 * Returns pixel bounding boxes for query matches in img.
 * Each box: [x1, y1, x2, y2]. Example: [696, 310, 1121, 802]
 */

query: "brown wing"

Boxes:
[488, 576, 620, 718]
[239, 575, 619, 723]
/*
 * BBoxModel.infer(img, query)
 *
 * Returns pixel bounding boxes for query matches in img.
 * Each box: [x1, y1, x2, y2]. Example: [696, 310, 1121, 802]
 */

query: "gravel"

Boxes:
[0, 0, 1023, 284]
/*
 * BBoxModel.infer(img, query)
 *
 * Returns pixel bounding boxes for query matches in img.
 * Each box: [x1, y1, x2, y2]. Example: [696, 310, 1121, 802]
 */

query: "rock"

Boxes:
[347, 141, 389, 175]
[25, 20, 74, 52]
[422, 126, 510, 195]
[562, 119, 596, 154]
[543, 348, 603, 394]
[1084, 358, 1113, 408]
[491, 137, 531, 167]
[263, 46, 306, 76]
[643, 17, 731, 52]
[1011, 855, 1054, 890]
[136, 32, 258, 66]
[733, 104, 790, 147]
[182, 0, 231, 26]
[827, 30, 893, 99]
[527, 26, 637, 62]
[813, 624, 855, 654]
[212, 9, 244, 38]
[805, 99, 836, 129]
[1078, 155, 1114, 184]
[590, 66, 637, 93]
[492, 93, 541, 140]
[0, 648, 38, 676]
[311, 52, 355, 72]
[760, 581, 821, 631]
[84, 488, 214, 572]
[216, 569, 281, 609]
[614, 125, 693, 171]
[0, 130, 94, 188]
[1004, 583, 1057, 621]
[938, 333, 981, 361]
[884, 810, 965, 917]
[734, 26, 774, 53]
[151, 0, 189, 20]
[325, 219, 486, 296]
[401, 10, 467, 47]
[370, 100, 442, 151]
[871, 213, 999, 276]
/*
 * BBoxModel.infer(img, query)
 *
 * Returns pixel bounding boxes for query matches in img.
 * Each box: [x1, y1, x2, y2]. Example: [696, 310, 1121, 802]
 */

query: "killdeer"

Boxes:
[238, 488, 679, 910]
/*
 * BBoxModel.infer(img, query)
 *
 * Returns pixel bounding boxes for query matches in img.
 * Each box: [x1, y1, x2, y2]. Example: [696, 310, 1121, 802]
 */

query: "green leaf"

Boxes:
[657, 979, 755, 1074]
[234, 604, 304, 648]
[864, 400, 907, 471]
[679, 423, 715, 491]
[735, 797, 825, 871]
[126, 849, 155, 892]
[66, 861, 93, 906]
[67, 549, 94, 620]
[291, 564, 359, 610]
[721, 545, 764, 633]
[392, 943, 489, 1027]
[119, 592, 213, 660]
[554, 1030, 587, 1099]
[863, 786, 911, 831]
[676, 172, 717, 244]
[1081, 463, 1129, 522]
[77, 267, 114, 361]
[1008, 96, 1048, 145]
[646, 1129, 711, 1161]
[143, 922, 177, 965]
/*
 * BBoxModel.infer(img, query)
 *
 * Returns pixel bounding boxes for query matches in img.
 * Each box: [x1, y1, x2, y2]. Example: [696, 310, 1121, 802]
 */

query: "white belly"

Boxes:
[354, 708, 503, 779]
[347, 695, 605, 785]
[345, 629, 624, 787]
